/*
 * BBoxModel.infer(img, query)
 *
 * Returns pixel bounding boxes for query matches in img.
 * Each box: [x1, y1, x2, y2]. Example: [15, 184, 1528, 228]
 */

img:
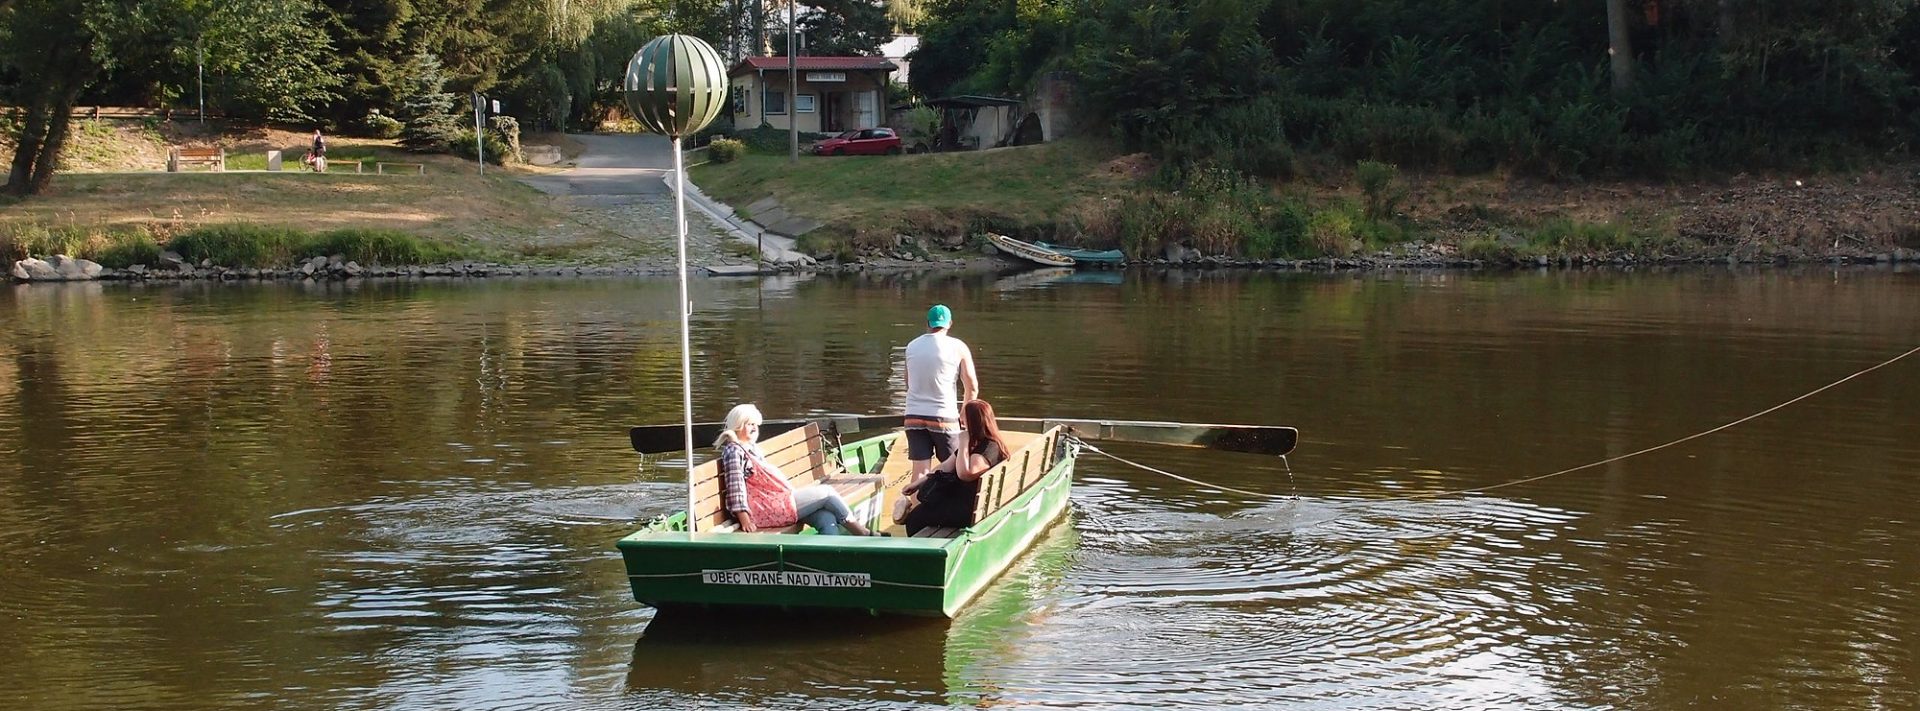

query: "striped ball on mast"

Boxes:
[623, 35, 729, 533]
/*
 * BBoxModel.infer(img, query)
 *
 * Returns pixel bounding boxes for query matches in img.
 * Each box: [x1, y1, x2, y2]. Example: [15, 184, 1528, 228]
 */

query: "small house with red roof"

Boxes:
[728, 56, 898, 134]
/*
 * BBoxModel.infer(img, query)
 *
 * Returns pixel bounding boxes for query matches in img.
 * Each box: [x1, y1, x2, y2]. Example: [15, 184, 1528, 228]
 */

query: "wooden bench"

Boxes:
[377, 162, 425, 175]
[683, 422, 882, 534]
[969, 428, 1059, 524]
[328, 160, 364, 174]
[167, 146, 225, 172]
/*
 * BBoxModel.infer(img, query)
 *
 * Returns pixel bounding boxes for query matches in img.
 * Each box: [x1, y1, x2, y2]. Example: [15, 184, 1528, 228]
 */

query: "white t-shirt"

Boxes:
[903, 331, 972, 419]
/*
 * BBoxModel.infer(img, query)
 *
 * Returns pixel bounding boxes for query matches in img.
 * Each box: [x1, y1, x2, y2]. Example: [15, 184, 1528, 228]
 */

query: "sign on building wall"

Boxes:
[805, 72, 847, 83]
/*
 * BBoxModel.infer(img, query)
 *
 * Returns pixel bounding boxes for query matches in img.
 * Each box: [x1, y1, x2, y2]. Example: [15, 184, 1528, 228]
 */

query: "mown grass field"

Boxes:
[691, 139, 1138, 236]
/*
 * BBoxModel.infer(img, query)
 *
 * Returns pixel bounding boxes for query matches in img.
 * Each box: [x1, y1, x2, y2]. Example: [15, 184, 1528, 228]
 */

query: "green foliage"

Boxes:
[451, 129, 511, 165]
[910, 0, 1920, 177]
[488, 115, 522, 161]
[299, 228, 463, 264]
[168, 224, 306, 266]
[787, 0, 895, 56]
[1355, 161, 1401, 220]
[396, 51, 462, 153]
[707, 138, 746, 163]
[2, 223, 164, 267]
[361, 112, 403, 139]
[167, 223, 467, 266]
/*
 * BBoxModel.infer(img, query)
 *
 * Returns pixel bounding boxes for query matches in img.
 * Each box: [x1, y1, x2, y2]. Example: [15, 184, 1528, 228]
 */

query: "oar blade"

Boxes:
[1002, 417, 1299, 456]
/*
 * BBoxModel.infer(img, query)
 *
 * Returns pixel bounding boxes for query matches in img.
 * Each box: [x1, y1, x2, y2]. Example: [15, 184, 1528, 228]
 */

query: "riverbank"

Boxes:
[690, 139, 1920, 266]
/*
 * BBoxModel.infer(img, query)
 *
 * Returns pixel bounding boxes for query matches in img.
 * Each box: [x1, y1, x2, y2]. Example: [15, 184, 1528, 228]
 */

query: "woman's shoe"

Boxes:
[891, 496, 911, 525]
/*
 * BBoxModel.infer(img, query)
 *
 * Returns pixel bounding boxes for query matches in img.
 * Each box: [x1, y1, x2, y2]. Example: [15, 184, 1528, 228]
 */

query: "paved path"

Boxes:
[517, 134, 799, 267]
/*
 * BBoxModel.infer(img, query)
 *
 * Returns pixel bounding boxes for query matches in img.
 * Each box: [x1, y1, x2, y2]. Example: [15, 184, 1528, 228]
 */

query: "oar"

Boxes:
[999, 417, 1298, 457]
[629, 414, 905, 455]
[629, 414, 1296, 456]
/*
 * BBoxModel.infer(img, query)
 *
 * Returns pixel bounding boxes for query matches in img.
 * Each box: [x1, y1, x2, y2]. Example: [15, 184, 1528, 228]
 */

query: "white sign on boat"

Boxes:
[703, 569, 872, 588]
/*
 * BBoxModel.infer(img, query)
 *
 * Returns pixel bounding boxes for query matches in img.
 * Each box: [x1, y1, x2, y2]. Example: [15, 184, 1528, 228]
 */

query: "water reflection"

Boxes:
[3, 268, 1918, 710]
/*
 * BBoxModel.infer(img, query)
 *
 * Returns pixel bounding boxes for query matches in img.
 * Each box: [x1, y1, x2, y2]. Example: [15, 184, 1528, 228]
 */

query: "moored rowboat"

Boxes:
[985, 233, 1076, 267]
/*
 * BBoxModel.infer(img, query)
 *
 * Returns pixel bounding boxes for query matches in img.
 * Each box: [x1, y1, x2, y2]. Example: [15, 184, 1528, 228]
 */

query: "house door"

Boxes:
[823, 93, 842, 132]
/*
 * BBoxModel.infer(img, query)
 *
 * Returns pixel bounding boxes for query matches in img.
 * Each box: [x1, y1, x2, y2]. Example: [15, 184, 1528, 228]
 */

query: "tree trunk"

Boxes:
[1718, 0, 1735, 43]
[3, 32, 94, 197]
[1606, 0, 1635, 92]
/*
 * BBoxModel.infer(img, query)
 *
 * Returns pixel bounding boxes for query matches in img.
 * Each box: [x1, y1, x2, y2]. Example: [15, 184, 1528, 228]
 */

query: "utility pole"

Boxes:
[197, 41, 205, 124]
[787, 0, 798, 163]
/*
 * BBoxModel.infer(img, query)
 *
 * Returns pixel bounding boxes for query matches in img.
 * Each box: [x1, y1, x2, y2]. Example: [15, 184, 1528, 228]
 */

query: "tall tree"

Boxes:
[0, 0, 119, 196]
[787, 0, 892, 55]
[1606, 0, 1634, 91]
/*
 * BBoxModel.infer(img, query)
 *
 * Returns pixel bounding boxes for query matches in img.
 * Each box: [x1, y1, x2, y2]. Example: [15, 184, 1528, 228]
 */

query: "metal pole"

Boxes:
[197, 42, 205, 124]
[474, 92, 485, 175]
[787, 0, 798, 163]
[673, 135, 697, 532]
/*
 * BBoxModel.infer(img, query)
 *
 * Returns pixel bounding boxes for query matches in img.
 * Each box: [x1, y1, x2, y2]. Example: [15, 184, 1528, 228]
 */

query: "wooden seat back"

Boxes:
[685, 422, 835, 532]
[168, 146, 225, 172]
[968, 427, 1061, 524]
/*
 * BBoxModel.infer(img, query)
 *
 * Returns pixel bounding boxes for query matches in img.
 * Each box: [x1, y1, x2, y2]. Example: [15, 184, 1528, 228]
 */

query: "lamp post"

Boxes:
[787, 0, 798, 163]
[624, 35, 729, 533]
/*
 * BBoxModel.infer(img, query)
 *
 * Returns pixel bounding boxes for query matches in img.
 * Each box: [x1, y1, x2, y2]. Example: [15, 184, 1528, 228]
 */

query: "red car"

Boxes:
[812, 128, 903, 156]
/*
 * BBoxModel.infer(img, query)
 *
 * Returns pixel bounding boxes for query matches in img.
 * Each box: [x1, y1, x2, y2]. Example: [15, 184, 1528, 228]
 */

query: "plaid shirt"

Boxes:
[719, 441, 753, 514]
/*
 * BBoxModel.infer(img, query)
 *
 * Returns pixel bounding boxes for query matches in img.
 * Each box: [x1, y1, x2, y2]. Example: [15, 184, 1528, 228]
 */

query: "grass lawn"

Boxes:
[690, 139, 1136, 237]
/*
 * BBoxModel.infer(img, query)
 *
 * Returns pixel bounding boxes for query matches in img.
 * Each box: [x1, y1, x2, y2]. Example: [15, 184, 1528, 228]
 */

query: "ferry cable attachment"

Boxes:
[1070, 343, 1920, 503]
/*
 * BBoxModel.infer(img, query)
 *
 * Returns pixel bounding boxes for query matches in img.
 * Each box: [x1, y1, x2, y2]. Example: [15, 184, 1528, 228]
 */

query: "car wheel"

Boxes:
[832, 148, 846, 156]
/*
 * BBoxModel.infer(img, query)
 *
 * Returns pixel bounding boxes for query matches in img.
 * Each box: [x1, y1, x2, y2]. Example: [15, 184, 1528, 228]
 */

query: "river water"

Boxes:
[2, 267, 1917, 710]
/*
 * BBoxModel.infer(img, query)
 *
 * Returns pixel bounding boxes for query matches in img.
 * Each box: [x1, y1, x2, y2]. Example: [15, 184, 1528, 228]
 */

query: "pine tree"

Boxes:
[395, 51, 461, 152]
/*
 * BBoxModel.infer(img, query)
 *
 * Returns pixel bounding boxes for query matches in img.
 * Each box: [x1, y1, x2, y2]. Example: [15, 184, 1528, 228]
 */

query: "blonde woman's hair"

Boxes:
[713, 403, 764, 449]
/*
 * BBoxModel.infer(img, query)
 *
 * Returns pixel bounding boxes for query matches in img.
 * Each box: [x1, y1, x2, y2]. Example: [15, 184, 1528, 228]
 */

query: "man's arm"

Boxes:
[959, 348, 978, 402]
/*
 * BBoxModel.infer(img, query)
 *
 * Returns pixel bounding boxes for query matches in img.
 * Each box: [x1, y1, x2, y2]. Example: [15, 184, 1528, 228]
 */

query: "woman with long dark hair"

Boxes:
[900, 399, 1010, 535]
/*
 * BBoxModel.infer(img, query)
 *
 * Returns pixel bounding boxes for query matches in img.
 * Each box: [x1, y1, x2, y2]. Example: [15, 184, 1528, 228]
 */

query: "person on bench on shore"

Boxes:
[717, 404, 879, 536]
[901, 399, 1009, 536]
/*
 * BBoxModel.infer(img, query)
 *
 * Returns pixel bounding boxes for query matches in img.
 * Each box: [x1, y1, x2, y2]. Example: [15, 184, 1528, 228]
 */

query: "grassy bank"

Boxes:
[2, 121, 623, 267]
[2, 222, 477, 268]
[691, 140, 1920, 263]
[691, 139, 1132, 253]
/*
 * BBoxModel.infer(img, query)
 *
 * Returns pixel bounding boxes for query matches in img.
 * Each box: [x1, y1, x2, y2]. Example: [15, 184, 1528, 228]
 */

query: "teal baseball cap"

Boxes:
[927, 304, 952, 328]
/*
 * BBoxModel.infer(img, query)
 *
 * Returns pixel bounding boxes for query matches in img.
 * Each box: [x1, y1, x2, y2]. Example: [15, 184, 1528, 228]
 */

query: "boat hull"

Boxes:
[617, 432, 1075, 617]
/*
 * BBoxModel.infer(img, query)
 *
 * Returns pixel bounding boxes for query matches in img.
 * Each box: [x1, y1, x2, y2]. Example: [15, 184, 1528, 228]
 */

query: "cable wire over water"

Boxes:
[1077, 343, 1920, 502]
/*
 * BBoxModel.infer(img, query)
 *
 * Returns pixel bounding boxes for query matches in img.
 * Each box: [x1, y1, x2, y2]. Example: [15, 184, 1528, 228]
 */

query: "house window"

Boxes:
[764, 89, 787, 115]
[731, 87, 746, 115]
[795, 94, 816, 114]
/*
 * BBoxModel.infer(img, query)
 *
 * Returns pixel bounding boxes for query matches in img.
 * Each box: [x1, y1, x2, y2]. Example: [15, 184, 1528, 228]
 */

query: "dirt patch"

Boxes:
[1096, 153, 1156, 181]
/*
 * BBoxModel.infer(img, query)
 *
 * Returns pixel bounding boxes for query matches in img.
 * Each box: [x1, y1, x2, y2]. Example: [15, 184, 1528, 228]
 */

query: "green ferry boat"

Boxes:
[618, 415, 1296, 617]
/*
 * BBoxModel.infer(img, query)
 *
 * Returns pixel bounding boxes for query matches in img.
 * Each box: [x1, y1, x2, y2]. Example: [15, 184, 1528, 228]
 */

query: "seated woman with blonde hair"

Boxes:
[715, 404, 878, 536]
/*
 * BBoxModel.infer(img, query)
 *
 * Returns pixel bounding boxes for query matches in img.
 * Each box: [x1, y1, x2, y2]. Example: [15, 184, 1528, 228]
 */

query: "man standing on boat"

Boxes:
[903, 304, 978, 488]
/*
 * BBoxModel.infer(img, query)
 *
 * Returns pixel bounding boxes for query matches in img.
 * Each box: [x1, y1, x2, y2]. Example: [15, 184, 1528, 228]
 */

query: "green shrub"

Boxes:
[168, 224, 306, 267]
[2, 223, 166, 267]
[1355, 160, 1402, 220]
[302, 229, 464, 265]
[707, 137, 747, 163]
[362, 112, 404, 139]
[451, 129, 511, 165]
[488, 115, 522, 162]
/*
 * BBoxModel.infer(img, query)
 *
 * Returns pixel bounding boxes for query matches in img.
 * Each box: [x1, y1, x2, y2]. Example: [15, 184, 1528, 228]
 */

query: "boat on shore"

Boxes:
[619, 414, 1298, 617]
[985, 233, 1075, 268]
[1034, 241, 1126, 265]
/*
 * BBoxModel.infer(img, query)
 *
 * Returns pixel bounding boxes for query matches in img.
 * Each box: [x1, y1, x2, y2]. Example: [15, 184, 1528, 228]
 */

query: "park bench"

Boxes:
[377, 162, 425, 175]
[329, 160, 364, 174]
[167, 146, 224, 172]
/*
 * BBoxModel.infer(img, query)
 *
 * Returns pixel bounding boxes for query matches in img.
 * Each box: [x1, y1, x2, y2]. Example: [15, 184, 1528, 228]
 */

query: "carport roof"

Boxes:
[926, 95, 1022, 108]
[729, 56, 899, 75]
